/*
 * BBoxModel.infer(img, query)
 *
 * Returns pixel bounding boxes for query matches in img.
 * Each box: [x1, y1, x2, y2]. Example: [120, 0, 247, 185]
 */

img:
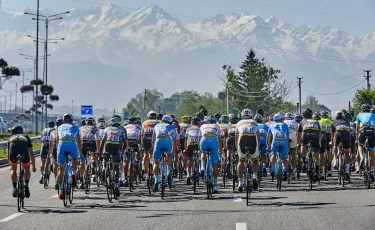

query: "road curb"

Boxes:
[0, 150, 41, 167]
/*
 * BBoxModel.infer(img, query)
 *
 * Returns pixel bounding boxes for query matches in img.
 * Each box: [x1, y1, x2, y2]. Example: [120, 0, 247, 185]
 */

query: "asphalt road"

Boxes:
[1, 158, 375, 230]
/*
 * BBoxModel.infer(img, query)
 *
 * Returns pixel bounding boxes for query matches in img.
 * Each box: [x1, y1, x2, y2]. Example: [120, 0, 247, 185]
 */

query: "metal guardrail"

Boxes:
[0, 136, 41, 166]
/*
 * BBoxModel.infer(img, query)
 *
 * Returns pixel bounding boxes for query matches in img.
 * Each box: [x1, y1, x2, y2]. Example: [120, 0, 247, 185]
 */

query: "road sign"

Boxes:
[81, 105, 93, 118]
[218, 92, 226, 100]
[231, 104, 235, 113]
[123, 112, 129, 120]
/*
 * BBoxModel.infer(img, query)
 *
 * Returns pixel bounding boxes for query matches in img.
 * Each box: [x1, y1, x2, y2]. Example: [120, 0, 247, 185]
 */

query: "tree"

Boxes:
[123, 103, 138, 116]
[353, 88, 375, 114]
[221, 49, 292, 114]
[303, 95, 320, 113]
[174, 91, 221, 118]
[0, 58, 20, 89]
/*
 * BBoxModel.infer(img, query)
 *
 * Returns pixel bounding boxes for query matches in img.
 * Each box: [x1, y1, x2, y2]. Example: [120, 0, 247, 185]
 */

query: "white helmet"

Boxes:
[147, 110, 157, 119]
[241, 109, 253, 119]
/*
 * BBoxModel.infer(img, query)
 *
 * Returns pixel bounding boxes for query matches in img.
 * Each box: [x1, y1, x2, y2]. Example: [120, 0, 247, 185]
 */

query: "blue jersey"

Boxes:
[268, 122, 289, 144]
[57, 123, 80, 143]
[103, 126, 126, 145]
[356, 112, 375, 129]
[153, 123, 177, 141]
[258, 123, 269, 144]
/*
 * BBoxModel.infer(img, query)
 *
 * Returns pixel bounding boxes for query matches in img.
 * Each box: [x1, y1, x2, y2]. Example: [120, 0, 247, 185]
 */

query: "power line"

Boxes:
[232, 0, 375, 22]
[303, 80, 366, 95]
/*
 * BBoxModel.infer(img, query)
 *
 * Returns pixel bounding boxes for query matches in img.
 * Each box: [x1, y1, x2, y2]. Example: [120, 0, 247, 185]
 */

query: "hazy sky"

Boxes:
[2, 0, 375, 36]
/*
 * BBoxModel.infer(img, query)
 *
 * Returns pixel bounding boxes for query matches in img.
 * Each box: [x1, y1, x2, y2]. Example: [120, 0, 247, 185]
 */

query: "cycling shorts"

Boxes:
[142, 136, 153, 151]
[226, 136, 235, 150]
[103, 143, 121, 163]
[52, 145, 57, 160]
[358, 128, 375, 151]
[57, 143, 79, 165]
[200, 139, 219, 164]
[153, 139, 172, 161]
[40, 144, 49, 160]
[259, 142, 267, 155]
[301, 132, 320, 152]
[8, 141, 30, 167]
[82, 141, 97, 157]
[334, 132, 351, 150]
[186, 144, 199, 159]
[237, 136, 259, 160]
[271, 141, 289, 159]
[289, 131, 297, 149]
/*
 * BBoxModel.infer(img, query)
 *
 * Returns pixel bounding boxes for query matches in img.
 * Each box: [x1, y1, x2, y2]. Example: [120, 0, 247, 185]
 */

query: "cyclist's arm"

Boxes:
[235, 134, 239, 147]
[172, 140, 176, 154]
[267, 134, 271, 149]
[49, 135, 53, 153]
[356, 125, 360, 140]
[152, 135, 155, 148]
[218, 136, 222, 150]
[256, 133, 260, 148]
[76, 137, 82, 156]
[99, 135, 107, 154]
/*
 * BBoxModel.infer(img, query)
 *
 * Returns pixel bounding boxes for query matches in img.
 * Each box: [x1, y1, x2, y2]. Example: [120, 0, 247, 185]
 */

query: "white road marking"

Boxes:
[52, 194, 58, 198]
[236, 223, 247, 230]
[234, 195, 242, 202]
[0, 213, 24, 222]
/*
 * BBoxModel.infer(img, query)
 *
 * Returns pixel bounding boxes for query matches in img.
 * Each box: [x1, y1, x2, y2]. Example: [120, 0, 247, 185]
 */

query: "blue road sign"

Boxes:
[123, 112, 129, 120]
[218, 92, 226, 100]
[231, 104, 235, 113]
[81, 105, 93, 118]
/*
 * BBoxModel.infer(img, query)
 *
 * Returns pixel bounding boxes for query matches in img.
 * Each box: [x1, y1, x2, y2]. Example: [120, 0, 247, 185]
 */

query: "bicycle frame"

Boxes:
[17, 155, 25, 212]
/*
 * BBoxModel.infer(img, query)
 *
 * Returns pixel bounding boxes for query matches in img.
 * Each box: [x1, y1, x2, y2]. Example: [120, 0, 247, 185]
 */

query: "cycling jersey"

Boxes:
[41, 127, 54, 160]
[185, 125, 200, 159]
[101, 126, 126, 163]
[298, 119, 321, 151]
[57, 123, 80, 165]
[49, 130, 58, 160]
[356, 112, 375, 150]
[235, 119, 259, 159]
[153, 123, 178, 160]
[98, 128, 105, 140]
[142, 119, 159, 151]
[356, 112, 375, 129]
[319, 118, 332, 152]
[80, 125, 99, 155]
[7, 134, 32, 166]
[179, 123, 189, 151]
[125, 123, 142, 152]
[226, 124, 237, 149]
[258, 123, 269, 154]
[268, 122, 289, 158]
[284, 119, 298, 149]
[332, 119, 351, 149]
[199, 123, 221, 163]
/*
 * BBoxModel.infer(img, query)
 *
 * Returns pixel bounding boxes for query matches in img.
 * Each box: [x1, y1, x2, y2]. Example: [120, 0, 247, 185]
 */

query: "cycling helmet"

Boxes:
[196, 112, 204, 120]
[273, 113, 283, 122]
[63, 113, 73, 123]
[188, 116, 192, 124]
[181, 115, 189, 123]
[361, 104, 371, 112]
[98, 117, 105, 123]
[169, 114, 176, 119]
[128, 116, 137, 124]
[72, 121, 78, 126]
[341, 109, 348, 117]
[302, 108, 313, 118]
[200, 108, 208, 116]
[254, 114, 264, 123]
[313, 112, 321, 121]
[162, 115, 173, 124]
[321, 111, 329, 118]
[191, 117, 200, 126]
[136, 116, 141, 125]
[81, 119, 86, 126]
[285, 112, 294, 120]
[11, 125, 23, 134]
[294, 114, 303, 123]
[278, 111, 285, 119]
[86, 117, 95, 126]
[147, 110, 157, 119]
[112, 115, 121, 123]
[109, 117, 120, 126]
[157, 113, 163, 121]
[221, 115, 229, 124]
[98, 122, 106, 129]
[256, 108, 264, 116]
[241, 109, 253, 119]
[206, 115, 217, 124]
[268, 114, 274, 122]
[214, 113, 221, 121]
[47, 120, 55, 128]
[56, 117, 63, 127]
[335, 111, 344, 119]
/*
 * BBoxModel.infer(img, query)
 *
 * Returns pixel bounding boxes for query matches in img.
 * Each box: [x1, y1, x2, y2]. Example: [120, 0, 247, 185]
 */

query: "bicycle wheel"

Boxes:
[63, 173, 68, 207]
[44, 159, 50, 189]
[232, 161, 236, 192]
[129, 162, 134, 192]
[366, 160, 371, 189]
[161, 165, 165, 199]
[105, 164, 113, 203]
[85, 165, 90, 194]
[96, 163, 102, 187]
[17, 181, 22, 212]
[222, 161, 226, 188]
[69, 174, 74, 204]
[246, 178, 252, 206]
[296, 152, 301, 181]
[277, 161, 282, 191]
[205, 159, 211, 199]
[341, 155, 345, 187]
[147, 161, 153, 195]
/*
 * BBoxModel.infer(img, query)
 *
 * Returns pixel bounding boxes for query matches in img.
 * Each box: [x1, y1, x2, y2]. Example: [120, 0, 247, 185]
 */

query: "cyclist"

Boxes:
[180, 116, 190, 174]
[39, 120, 55, 184]
[319, 111, 333, 176]
[49, 117, 64, 189]
[152, 115, 178, 192]
[100, 117, 128, 196]
[98, 117, 105, 124]
[81, 119, 86, 127]
[97, 122, 106, 140]
[214, 113, 221, 122]
[294, 114, 303, 124]
[313, 112, 325, 179]
[236, 109, 260, 191]
[171, 117, 181, 176]
[8, 126, 36, 198]
[157, 113, 163, 122]
[112, 115, 128, 186]
[226, 114, 238, 178]
[219, 115, 229, 170]
[297, 108, 322, 181]
[56, 113, 82, 199]
[200, 108, 208, 117]
[185, 117, 200, 185]
[268, 113, 290, 181]
[79, 117, 100, 188]
[255, 114, 269, 177]
[331, 111, 351, 179]
[284, 112, 298, 179]
[199, 115, 222, 193]
[124, 116, 142, 186]
[142, 111, 159, 180]
[356, 104, 375, 181]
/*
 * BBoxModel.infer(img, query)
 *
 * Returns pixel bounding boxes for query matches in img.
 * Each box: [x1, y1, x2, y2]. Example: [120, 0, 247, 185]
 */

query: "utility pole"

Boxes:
[297, 77, 303, 114]
[143, 89, 147, 120]
[364, 70, 371, 90]
[113, 109, 116, 116]
[348, 101, 351, 112]
[226, 86, 229, 114]
[36, 0, 40, 134]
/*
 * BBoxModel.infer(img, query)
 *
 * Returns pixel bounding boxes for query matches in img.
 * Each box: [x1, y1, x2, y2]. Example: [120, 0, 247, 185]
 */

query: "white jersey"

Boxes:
[284, 119, 298, 133]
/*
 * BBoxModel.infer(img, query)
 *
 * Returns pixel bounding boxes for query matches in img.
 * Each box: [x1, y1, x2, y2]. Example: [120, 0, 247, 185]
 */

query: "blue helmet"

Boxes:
[273, 113, 283, 122]
[220, 115, 229, 124]
[206, 115, 217, 124]
[162, 115, 173, 124]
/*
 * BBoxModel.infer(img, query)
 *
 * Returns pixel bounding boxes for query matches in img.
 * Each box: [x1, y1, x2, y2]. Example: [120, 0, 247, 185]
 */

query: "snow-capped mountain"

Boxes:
[0, 4, 373, 110]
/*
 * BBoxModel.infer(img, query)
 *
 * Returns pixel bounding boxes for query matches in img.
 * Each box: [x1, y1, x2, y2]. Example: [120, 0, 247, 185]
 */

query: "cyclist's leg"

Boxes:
[326, 135, 333, 175]
[56, 146, 66, 193]
[236, 139, 246, 190]
[312, 138, 321, 177]
[210, 141, 220, 192]
[186, 145, 195, 180]
[39, 145, 48, 183]
[142, 137, 152, 178]
[8, 148, 18, 196]
[79, 143, 88, 188]
[52, 146, 59, 186]
[319, 138, 326, 178]
[250, 148, 260, 177]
